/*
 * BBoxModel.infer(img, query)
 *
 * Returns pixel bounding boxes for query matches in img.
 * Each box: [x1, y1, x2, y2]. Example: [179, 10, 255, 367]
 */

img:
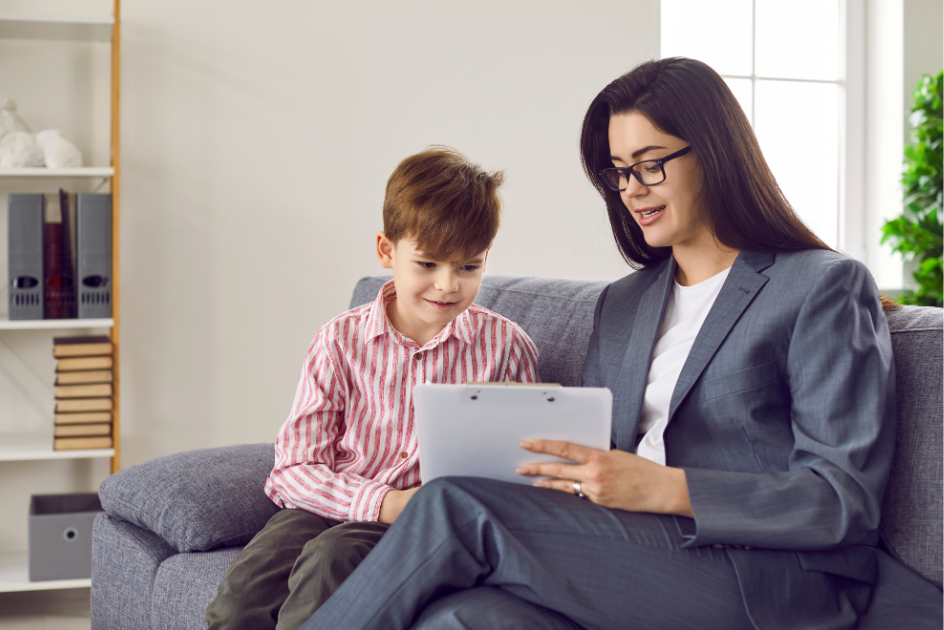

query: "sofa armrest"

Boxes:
[98, 443, 280, 552]
[91, 513, 177, 630]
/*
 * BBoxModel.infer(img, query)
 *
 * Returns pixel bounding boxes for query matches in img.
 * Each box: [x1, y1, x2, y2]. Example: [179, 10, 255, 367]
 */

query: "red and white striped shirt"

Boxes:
[264, 280, 540, 522]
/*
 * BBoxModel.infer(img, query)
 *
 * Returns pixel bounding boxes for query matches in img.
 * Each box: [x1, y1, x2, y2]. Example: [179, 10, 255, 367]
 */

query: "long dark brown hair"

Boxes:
[580, 57, 832, 269]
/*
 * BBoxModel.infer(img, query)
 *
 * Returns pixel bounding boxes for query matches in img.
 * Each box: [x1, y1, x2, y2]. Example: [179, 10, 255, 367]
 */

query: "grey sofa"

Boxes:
[91, 275, 944, 629]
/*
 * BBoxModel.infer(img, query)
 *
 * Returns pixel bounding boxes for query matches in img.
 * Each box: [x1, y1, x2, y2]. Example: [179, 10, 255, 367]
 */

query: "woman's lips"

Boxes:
[635, 205, 665, 226]
[425, 299, 457, 311]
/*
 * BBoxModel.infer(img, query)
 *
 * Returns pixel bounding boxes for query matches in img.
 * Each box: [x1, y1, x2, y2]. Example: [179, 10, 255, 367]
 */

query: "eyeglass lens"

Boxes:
[602, 162, 665, 191]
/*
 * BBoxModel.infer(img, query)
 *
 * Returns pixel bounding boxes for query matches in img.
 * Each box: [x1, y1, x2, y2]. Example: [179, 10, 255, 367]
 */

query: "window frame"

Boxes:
[657, 0, 904, 289]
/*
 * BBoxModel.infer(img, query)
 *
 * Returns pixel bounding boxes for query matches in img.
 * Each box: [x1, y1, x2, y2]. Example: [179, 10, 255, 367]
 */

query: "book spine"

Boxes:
[56, 357, 114, 371]
[55, 383, 113, 399]
[59, 189, 77, 319]
[54, 423, 112, 438]
[44, 216, 64, 319]
[55, 398, 113, 413]
[52, 342, 114, 358]
[55, 370, 113, 385]
[54, 436, 113, 450]
[55, 411, 112, 424]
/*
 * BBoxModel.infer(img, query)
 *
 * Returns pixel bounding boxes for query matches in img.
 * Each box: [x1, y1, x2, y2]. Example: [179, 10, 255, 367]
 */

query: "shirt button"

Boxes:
[410, 405, 414, 411]
[400, 452, 408, 459]
[413, 353, 422, 360]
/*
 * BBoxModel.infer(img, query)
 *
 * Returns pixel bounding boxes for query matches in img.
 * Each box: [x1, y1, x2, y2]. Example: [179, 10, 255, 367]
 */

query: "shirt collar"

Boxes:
[364, 280, 476, 347]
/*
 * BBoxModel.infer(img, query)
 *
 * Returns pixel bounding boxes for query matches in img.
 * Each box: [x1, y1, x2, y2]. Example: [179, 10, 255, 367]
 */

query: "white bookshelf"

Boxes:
[0, 433, 113, 462]
[0, 168, 114, 178]
[0, 3, 121, 600]
[0, 17, 112, 42]
[0, 318, 113, 331]
[0, 552, 90, 593]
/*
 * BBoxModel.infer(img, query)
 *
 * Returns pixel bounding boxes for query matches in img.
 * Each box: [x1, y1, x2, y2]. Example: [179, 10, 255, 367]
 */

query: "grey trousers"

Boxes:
[300, 477, 755, 630]
[205, 508, 388, 630]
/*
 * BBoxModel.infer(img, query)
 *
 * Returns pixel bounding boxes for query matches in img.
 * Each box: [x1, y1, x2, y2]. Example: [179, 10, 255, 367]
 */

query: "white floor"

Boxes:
[0, 589, 89, 630]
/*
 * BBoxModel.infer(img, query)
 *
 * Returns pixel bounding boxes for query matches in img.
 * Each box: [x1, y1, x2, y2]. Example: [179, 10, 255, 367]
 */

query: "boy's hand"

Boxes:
[378, 487, 421, 524]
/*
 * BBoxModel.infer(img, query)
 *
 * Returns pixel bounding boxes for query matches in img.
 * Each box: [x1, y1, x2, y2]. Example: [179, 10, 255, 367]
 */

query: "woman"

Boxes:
[300, 58, 933, 630]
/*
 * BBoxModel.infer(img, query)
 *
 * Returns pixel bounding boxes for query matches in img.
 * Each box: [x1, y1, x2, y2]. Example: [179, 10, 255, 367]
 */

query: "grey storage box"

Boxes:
[29, 493, 103, 581]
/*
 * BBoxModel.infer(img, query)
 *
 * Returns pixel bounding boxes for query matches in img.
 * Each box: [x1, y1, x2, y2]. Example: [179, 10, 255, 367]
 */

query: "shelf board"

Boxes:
[0, 433, 113, 462]
[0, 318, 113, 331]
[0, 552, 90, 593]
[0, 167, 114, 178]
[0, 17, 113, 42]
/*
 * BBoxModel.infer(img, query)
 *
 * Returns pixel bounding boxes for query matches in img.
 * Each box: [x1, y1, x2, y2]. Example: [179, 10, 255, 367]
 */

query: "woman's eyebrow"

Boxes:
[630, 145, 667, 160]
[609, 145, 667, 163]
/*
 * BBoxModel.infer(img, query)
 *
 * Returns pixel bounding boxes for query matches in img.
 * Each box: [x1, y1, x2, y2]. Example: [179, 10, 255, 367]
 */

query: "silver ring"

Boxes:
[573, 480, 587, 499]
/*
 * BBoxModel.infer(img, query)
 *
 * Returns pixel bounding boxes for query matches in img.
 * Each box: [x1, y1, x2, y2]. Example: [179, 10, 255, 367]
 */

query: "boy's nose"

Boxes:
[435, 271, 459, 293]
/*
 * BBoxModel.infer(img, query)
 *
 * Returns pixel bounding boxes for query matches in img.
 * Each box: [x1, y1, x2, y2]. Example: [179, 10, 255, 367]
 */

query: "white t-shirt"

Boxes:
[636, 267, 731, 466]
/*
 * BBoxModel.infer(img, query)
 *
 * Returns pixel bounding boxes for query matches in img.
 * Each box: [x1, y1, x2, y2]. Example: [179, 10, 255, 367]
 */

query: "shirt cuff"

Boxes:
[349, 479, 393, 522]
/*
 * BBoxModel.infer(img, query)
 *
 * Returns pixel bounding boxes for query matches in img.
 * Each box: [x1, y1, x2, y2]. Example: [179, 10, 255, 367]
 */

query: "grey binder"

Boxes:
[77, 194, 112, 319]
[8, 194, 45, 320]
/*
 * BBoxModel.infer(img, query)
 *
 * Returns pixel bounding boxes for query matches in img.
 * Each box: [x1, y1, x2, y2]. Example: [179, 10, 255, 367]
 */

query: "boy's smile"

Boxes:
[426, 299, 458, 312]
[377, 234, 487, 346]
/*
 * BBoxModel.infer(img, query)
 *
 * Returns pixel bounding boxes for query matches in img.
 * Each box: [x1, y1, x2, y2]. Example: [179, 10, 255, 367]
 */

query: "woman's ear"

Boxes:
[376, 232, 395, 269]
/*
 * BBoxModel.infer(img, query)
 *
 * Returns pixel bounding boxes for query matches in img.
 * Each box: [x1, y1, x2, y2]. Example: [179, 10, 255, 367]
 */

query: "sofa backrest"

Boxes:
[351, 276, 944, 588]
[881, 305, 944, 588]
[351, 275, 610, 386]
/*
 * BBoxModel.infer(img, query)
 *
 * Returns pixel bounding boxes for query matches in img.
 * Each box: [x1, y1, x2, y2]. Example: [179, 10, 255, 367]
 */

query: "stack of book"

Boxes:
[53, 336, 114, 450]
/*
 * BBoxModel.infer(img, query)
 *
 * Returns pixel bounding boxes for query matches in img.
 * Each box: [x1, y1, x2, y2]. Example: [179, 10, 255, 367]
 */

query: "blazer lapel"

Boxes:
[612, 258, 675, 452]
[668, 250, 773, 420]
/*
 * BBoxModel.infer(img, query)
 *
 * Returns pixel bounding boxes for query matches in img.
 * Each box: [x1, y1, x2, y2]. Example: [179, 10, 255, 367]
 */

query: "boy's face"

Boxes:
[376, 233, 487, 345]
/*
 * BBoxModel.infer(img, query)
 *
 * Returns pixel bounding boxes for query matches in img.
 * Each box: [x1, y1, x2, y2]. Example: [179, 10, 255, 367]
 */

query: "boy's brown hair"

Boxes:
[383, 146, 503, 264]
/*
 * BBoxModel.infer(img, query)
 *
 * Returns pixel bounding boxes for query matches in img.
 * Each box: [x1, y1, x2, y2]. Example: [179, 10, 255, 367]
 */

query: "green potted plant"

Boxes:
[881, 71, 943, 307]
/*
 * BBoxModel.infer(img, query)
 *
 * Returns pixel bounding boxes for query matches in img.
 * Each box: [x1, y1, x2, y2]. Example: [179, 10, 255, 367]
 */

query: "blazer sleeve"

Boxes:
[681, 257, 897, 550]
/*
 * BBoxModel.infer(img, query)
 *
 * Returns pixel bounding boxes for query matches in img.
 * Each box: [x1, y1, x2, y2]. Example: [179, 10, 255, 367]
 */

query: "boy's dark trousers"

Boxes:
[204, 508, 389, 630]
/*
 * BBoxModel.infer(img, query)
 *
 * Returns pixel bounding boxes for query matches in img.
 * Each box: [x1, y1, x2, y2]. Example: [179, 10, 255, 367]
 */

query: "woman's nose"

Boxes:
[622, 172, 647, 198]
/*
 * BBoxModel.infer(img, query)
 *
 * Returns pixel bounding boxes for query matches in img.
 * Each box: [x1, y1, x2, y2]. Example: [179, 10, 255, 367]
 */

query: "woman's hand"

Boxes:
[516, 440, 693, 517]
[378, 487, 421, 524]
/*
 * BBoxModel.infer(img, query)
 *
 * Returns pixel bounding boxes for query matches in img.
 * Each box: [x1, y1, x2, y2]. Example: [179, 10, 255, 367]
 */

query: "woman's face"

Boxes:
[607, 112, 710, 251]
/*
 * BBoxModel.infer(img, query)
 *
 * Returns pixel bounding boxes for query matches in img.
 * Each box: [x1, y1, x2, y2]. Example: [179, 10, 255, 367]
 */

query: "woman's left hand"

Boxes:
[516, 440, 694, 517]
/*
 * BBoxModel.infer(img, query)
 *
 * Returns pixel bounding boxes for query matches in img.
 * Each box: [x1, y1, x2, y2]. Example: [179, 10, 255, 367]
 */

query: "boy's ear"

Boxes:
[376, 232, 395, 269]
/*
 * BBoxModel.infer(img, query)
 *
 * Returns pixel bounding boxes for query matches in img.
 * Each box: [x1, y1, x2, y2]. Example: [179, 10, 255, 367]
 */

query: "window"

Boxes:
[661, 0, 844, 249]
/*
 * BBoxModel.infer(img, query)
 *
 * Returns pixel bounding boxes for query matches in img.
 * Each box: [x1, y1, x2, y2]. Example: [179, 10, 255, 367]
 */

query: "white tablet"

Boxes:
[413, 383, 612, 485]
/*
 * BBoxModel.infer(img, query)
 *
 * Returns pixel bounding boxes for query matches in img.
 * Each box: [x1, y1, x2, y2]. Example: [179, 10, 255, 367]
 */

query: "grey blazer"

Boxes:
[582, 249, 896, 630]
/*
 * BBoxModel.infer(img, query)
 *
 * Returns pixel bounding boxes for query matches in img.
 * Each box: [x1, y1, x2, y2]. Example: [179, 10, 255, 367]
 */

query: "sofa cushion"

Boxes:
[98, 443, 279, 553]
[351, 275, 610, 387]
[880, 305, 944, 589]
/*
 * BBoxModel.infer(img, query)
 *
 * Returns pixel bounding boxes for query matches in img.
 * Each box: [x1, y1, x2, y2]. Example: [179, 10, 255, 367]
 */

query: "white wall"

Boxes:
[116, 0, 657, 463]
[904, 0, 943, 136]
[0, 0, 657, 492]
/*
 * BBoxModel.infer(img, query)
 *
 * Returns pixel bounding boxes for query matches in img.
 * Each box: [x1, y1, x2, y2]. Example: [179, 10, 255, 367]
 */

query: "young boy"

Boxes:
[205, 147, 539, 630]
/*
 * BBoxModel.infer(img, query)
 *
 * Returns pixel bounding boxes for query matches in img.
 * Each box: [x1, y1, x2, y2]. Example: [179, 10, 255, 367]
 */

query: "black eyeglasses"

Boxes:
[598, 146, 693, 192]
